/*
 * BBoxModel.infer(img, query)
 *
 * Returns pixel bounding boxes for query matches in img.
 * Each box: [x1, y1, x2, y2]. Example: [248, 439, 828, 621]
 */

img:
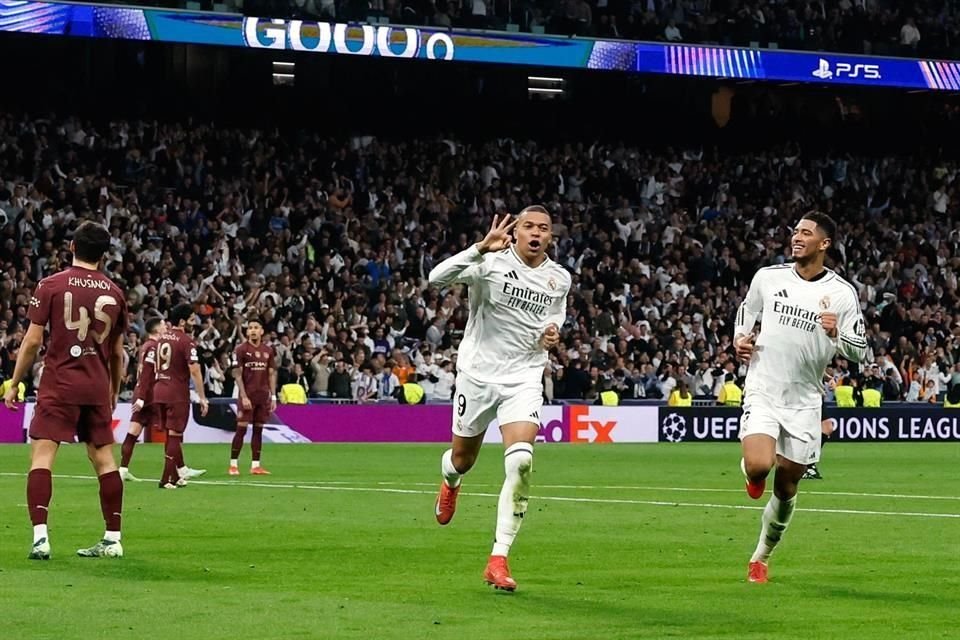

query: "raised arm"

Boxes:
[428, 214, 516, 287]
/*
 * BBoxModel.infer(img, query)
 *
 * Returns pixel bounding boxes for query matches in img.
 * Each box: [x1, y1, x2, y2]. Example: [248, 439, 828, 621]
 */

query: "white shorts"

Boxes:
[739, 397, 822, 465]
[451, 372, 543, 438]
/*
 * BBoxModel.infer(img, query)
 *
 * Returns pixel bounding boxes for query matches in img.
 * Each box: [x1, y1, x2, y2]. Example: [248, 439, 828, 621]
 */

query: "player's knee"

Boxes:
[451, 450, 478, 473]
[504, 443, 534, 479]
[744, 457, 773, 479]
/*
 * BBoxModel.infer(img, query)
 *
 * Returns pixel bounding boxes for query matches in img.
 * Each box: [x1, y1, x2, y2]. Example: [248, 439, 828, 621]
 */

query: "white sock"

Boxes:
[440, 449, 461, 488]
[491, 442, 534, 558]
[177, 466, 189, 478]
[251, 460, 261, 469]
[33, 524, 48, 543]
[750, 494, 797, 563]
[230, 458, 238, 467]
[119, 466, 128, 474]
[104, 530, 121, 543]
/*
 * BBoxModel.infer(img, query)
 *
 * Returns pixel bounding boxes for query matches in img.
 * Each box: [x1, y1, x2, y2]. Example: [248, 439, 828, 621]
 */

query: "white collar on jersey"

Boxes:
[508, 245, 551, 270]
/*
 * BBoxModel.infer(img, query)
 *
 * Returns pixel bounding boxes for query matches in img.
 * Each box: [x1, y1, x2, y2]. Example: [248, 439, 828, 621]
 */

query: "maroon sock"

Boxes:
[162, 438, 178, 485]
[27, 468, 52, 526]
[231, 426, 247, 460]
[98, 470, 123, 531]
[251, 427, 263, 463]
[120, 433, 138, 467]
[171, 434, 184, 469]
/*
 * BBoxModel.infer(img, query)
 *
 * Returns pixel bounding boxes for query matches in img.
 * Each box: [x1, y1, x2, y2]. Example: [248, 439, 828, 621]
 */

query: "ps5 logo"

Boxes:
[812, 58, 881, 80]
[243, 18, 455, 60]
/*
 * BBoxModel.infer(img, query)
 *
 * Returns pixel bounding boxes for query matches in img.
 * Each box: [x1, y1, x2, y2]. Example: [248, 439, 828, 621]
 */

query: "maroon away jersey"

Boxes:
[233, 342, 276, 405]
[151, 328, 198, 404]
[131, 338, 157, 404]
[28, 266, 127, 406]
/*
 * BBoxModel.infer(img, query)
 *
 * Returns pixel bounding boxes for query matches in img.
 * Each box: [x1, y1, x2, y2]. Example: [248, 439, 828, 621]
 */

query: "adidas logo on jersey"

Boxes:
[774, 289, 789, 298]
[529, 410, 540, 420]
[505, 271, 519, 280]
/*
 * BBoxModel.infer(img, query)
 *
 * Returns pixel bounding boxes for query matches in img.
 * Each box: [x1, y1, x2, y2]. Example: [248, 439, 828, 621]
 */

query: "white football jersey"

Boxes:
[735, 264, 866, 409]
[429, 244, 571, 385]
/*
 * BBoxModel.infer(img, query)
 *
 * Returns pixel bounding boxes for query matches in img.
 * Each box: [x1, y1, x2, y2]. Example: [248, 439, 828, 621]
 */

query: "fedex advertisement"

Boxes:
[9, 402, 661, 444]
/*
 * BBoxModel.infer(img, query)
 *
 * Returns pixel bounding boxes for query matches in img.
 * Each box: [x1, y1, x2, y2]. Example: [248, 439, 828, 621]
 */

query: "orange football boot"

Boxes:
[748, 561, 768, 583]
[435, 482, 460, 525]
[483, 555, 518, 592]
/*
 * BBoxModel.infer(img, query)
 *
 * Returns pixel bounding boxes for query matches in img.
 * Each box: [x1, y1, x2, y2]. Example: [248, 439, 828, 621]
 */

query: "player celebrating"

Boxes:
[429, 206, 571, 592]
[4, 221, 128, 559]
[734, 212, 866, 583]
[138, 303, 209, 489]
[229, 318, 277, 475]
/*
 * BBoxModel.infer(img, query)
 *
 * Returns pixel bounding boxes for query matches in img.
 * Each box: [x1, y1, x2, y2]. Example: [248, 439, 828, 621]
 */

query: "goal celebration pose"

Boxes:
[734, 212, 866, 583]
[429, 206, 571, 591]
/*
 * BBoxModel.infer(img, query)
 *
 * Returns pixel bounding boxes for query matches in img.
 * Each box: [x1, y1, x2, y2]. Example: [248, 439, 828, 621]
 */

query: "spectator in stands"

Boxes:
[664, 18, 682, 42]
[328, 360, 353, 400]
[900, 16, 921, 54]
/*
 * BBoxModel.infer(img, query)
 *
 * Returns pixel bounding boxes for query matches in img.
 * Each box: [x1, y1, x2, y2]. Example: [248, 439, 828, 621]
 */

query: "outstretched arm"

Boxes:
[428, 214, 516, 287]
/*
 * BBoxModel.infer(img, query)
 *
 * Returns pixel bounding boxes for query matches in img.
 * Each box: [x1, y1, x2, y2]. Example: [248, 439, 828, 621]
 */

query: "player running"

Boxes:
[429, 206, 571, 592]
[137, 303, 209, 489]
[229, 318, 277, 476]
[4, 221, 128, 559]
[734, 212, 866, 583]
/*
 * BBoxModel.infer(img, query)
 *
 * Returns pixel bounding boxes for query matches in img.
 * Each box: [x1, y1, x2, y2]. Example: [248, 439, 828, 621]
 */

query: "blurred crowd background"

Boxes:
[2, 112, 958, 404]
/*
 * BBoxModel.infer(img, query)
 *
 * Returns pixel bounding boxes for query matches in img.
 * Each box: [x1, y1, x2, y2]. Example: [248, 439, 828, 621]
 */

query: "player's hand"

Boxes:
[734, 333, 757, 363]
[477, 214, 517, 254]
[819, 312, 838, 338]
[240, 396, 252, 410]
[199, 399, 209, 417]
[3, 386, 19, 411]
[132, 399, 144, 412]
[540, 323, 560, 350]
[269, 396, 277, 412]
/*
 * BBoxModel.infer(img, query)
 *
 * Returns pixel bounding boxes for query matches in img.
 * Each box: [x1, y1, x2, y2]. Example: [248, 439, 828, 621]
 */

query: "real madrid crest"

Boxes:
[548, 277, 557, 291]
[819, 296, 831, 310]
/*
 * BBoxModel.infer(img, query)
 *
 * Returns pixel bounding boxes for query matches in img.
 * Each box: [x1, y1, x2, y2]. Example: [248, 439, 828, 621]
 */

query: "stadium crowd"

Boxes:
[1, 111, 959, 404]
[132, 0, 960, 60]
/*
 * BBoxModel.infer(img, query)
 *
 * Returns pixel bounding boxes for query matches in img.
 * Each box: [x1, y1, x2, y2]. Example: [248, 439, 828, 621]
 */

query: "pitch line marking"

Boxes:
[274, 480, 960, 502]
[2, 473, 958, 519]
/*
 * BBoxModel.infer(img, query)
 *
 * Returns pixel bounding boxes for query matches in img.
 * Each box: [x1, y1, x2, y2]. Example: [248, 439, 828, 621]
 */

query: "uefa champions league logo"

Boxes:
[661, 413, 687, 443]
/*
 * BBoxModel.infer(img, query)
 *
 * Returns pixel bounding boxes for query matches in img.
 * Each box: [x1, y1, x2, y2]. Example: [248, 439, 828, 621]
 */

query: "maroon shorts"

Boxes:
[130, 404, 157, 429]
[157, 403, 191, 434]
[238, 402, 271, 426]
[30, 401, 114, 447]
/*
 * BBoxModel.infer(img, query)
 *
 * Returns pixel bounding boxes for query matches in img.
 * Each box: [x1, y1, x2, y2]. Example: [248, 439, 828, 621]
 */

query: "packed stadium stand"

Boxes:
[1, 106, 958, 403]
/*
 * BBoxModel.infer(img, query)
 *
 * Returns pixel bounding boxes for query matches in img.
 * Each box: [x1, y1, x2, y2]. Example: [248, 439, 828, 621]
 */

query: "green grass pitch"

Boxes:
[0, 443, 957, 640]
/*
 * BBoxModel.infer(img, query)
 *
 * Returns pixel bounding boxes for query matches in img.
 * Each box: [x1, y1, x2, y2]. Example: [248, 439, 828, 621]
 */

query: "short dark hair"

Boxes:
[801, 211, 837, 243]
[520, 204, 550, 216]
[168, 303, 194, 327]
[246, 316, 263, 328]
[144, 317, 164, 335]
[72, 221, 111, 263]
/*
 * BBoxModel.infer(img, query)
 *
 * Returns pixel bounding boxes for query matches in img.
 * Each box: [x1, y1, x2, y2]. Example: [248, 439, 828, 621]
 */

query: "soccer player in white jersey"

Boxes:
[734, 212, 866, 584]
[428, 205, 571, 592]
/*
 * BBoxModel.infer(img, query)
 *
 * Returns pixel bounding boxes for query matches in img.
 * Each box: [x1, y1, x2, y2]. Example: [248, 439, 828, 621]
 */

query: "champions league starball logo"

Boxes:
[661, 413, 687, 443]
